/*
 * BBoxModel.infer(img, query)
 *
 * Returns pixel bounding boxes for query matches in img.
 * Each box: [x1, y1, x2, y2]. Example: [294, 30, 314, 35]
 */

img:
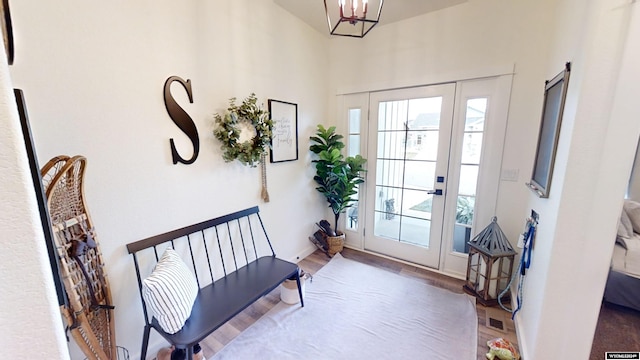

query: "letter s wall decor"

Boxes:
[164, 76, 199, 165]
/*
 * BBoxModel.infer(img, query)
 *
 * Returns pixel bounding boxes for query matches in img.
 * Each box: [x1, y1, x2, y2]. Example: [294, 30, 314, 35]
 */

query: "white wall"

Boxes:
[328, 0, 556, 246]
[6, 0, 639, 358]
[516, 0, 640, 358]
[7, 1, 328, 358]
[328, 0, 640, 357]
[0, 47, 70, 358]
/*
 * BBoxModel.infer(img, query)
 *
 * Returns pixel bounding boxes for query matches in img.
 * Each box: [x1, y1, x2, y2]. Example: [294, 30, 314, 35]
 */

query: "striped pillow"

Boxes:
[142, 249, 199, 334]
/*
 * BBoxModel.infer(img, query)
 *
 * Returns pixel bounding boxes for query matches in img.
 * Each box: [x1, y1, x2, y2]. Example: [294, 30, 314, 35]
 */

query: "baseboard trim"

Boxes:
[290, 244, 318, 264]
[343, 245, 466, 281]
[512, 288, 529, 360]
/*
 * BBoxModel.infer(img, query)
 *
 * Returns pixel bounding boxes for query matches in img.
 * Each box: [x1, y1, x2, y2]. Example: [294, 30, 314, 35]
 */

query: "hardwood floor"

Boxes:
[198, 248, 519, 360]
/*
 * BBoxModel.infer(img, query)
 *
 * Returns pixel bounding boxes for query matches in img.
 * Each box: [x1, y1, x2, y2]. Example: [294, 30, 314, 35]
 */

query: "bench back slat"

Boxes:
[201, 229, 214, 284]
[257, 212, 276, 255]
[186, 234, 200, 288]
[131, 253, 150, 325]
[126, 206, 276, 326]
[225, 222, 238, 273]
[126, 206, 262, 254]
[237, 219, 249, 265]
[214, 226, 227, 276]
[247, 216, 259, 260]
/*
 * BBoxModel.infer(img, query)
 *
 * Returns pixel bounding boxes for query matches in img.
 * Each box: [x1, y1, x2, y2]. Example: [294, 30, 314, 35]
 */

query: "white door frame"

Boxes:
[338, 92, 370, 249]
[337, 74, 513, 276]
[440, 75, 513, 277]
[363, 84, 456, 268]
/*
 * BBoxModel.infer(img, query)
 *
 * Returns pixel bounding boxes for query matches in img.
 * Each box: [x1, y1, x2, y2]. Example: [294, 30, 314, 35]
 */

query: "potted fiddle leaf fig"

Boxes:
[310, 125, 367, 232]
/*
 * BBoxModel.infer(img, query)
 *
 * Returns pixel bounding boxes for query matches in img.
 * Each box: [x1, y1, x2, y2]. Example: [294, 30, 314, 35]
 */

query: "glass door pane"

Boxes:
[346, 108, 362, 231]
[452, 98, 486, 253]
[373, 97, 443, 248]
[365, 84, 456, 268]
[441, 75, 513, 277]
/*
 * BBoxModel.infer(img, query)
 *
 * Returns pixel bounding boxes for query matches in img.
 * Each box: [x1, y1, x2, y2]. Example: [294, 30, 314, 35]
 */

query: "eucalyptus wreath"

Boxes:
[213, 93, 273, 167]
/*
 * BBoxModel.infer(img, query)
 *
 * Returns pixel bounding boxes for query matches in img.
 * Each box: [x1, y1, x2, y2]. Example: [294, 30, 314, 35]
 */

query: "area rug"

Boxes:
[211, 253, 478, 359]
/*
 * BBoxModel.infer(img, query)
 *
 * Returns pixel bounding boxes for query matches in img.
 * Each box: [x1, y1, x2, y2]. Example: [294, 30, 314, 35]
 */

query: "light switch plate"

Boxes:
[501, 168, 519, 182]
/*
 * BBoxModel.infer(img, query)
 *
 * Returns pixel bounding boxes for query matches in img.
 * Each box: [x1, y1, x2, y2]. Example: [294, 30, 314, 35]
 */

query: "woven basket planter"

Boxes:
[327, 232, 345, 257]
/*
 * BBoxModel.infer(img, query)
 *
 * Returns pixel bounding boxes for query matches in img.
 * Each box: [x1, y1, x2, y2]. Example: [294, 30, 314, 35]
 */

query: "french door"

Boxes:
[364, 85, 455, 268]
[341, 76, 512, 275]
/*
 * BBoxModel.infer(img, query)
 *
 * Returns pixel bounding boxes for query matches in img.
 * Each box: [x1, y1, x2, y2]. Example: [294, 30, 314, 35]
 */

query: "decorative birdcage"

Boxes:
[463, 217, 517, 307]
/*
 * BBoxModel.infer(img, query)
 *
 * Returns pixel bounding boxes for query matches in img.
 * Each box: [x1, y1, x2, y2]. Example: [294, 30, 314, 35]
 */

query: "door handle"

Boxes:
[427, 189, 443, 196]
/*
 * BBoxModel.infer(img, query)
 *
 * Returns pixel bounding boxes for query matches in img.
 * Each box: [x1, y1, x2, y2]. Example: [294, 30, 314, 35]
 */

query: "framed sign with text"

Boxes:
[268, 99, 298, 163]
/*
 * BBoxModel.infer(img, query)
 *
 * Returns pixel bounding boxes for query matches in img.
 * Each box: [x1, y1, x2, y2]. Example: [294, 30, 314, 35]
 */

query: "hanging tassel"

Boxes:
[261, 154, 270, 202]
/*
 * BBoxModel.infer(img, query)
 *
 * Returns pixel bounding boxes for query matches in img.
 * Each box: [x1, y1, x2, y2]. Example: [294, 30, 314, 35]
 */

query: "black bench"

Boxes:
[126, 206, 304, 360]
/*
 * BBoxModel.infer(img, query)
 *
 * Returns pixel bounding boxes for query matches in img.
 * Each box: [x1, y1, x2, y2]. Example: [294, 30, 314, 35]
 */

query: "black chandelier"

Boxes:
[323, 0, 384, 38]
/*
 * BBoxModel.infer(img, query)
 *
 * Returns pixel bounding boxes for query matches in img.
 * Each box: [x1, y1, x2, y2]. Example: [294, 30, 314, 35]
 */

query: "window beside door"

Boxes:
[453, 98, 487, 253]
[346, 108, 362, 231]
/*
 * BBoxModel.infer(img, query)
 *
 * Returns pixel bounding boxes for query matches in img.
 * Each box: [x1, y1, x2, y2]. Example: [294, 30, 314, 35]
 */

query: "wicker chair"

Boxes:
[42, 155, 117, 360]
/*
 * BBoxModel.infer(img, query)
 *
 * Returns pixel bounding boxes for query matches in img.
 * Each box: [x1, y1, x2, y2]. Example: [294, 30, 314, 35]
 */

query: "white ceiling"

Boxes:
[273, 0, 468, 36]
